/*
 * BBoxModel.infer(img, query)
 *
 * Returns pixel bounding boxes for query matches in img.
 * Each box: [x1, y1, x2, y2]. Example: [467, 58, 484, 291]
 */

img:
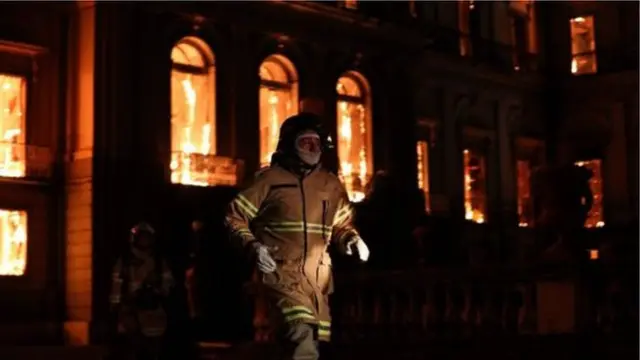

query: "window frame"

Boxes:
[0, 206, 29, 278]
[258, 54, 299, 168]
[169, 36, 219, 187]
[335, 71, 373, 203]
[568, 14, 598, 75]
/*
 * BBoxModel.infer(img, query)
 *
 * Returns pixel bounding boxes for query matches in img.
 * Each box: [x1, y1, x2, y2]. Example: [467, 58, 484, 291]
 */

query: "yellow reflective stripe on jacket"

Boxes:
[282, 305, 316, 323]
[233, 194, 259, 220]
[264, 221, 332, 237]
[318, 320, 331, 338]
[333, 204, 352, 226]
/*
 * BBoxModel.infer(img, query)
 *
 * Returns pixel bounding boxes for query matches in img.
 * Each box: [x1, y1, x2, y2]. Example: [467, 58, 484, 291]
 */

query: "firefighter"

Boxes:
[225, 113, 370, 360]
[109, 222, 174, 360]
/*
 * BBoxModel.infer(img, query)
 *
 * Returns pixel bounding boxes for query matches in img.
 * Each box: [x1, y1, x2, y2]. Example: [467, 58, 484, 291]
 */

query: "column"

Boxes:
[64, 0, 95, 346]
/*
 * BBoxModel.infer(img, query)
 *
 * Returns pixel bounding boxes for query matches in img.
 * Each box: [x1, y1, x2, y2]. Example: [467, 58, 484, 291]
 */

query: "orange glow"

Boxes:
[517, 160, 532, 227]
[344, 0, 358, 10]
[0, 209, 27, 276]
[570, 16, 597, 75]
[0, 74, 26, 178]
[337, 73, 372, 203]
[416, 141, 431, 212]
[589, 249, 599, 260]
[259, 55, 298, 167]
[170, 37, 220, 186]
[463, 149, 486, 223]
[458, 1, 472, 56]
[575, 160, 605, 228]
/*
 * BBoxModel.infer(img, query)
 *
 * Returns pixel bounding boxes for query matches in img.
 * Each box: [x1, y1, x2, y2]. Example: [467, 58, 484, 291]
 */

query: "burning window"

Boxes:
[170, 37, 217, 186]
[336, 72, 372, 203]
[570, 16, 597, 75]
[463, 149, 486, 223]
[576, 159, 604, 228]
[417, 141, 431, 212]
[516, 160, 533, 227]
[0, 209, 27, 276]
[259, 55, 298, 168]
[0, 74, 26, 178]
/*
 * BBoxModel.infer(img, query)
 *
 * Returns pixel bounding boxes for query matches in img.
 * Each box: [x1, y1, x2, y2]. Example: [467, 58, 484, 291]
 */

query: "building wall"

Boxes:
[0, 2, 66, 342]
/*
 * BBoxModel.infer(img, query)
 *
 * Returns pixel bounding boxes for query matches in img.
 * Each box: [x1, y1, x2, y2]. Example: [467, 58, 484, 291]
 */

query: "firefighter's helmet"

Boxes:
[130, 222, 155, 237]
[276, 113, 334, 155]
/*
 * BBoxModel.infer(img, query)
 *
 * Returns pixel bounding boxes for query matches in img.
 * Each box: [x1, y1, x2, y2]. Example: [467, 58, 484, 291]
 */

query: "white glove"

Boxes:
[345, 235, 370, 262]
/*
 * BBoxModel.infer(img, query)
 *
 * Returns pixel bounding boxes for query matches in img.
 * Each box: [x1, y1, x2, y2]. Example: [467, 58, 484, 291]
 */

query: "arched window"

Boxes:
[336, 71, 373, 202]
[170, 36, 216, 186]
[259, 55, 299, 167]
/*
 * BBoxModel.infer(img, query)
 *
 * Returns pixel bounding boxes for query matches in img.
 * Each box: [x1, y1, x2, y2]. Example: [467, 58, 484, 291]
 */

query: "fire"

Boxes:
[517, 160, 532, 227]
[170, 76, 215, 186]
[463, 149, 485, 224]
[260, 91, 289, 167]
[575, 160, 605, 228]
[259, 55, 298, 168]
[0, 74, 26, 178]
[416, 141, 431, 212]
[0, 210, 27, 276]
[336, 76, 370, 203]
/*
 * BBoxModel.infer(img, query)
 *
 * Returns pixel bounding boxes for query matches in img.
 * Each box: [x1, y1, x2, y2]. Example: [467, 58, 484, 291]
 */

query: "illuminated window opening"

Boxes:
[463, 149, 486, 223]
[170, 37, 217, 186]
[0, 209, 27, 276]
[259, 55, 299, 168]
[575, 159, 604, 228]
[569, 16, 597, 75]
[417, 141, 431, 212]
[0, 74, 26, 179]
[516, 160, 533, 227]
[336, 72, 373, 203]
[509, 0, 537, 71]
[343, 0, 358, 10]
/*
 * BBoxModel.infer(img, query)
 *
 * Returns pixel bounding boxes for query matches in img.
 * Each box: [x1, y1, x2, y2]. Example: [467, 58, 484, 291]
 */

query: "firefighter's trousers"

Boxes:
[281, 322, 319, 360]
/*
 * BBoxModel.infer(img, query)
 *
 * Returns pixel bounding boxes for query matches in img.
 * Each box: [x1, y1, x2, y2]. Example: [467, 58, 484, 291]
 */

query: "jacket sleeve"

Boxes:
[224, 171, 271, 249]
[331, 184, 360, 249]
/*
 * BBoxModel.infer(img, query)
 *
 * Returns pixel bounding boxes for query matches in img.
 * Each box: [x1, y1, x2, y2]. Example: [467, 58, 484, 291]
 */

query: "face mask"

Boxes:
[295, 132, 322, 166]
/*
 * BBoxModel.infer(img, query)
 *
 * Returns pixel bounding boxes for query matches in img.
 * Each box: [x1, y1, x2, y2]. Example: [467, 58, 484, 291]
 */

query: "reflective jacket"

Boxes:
[110, 248, 173, 337]
[225, 164, 360, 341]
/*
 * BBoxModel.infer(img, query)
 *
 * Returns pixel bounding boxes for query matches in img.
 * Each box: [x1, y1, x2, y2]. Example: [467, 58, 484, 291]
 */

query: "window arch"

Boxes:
[170, 36, 216, 186]
[259, 55, 299, 167]
[336, 71, 373, 202]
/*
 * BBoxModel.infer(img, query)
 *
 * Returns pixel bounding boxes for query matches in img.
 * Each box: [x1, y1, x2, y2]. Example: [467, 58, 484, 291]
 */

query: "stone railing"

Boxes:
[329, 259, 637, 345]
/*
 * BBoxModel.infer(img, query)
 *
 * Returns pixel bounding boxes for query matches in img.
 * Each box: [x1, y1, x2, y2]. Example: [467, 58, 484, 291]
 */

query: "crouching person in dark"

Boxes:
[109, 222, 174, 360]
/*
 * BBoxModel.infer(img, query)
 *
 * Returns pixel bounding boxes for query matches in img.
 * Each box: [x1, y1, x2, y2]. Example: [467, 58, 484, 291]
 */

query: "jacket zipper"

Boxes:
[299, 176, 319, 312]
[317, 200, 327, 285]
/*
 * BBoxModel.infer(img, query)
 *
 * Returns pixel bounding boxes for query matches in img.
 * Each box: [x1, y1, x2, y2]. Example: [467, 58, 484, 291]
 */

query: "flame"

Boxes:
[171, 73, 221, 186]
[0, 75, 26, 178]
[0, 210, 27, 276]
[261, 91, 282, 166]
[575, 160, 605, 228]
[337, 101, 368, 202]
[463, 149, 485, 224]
